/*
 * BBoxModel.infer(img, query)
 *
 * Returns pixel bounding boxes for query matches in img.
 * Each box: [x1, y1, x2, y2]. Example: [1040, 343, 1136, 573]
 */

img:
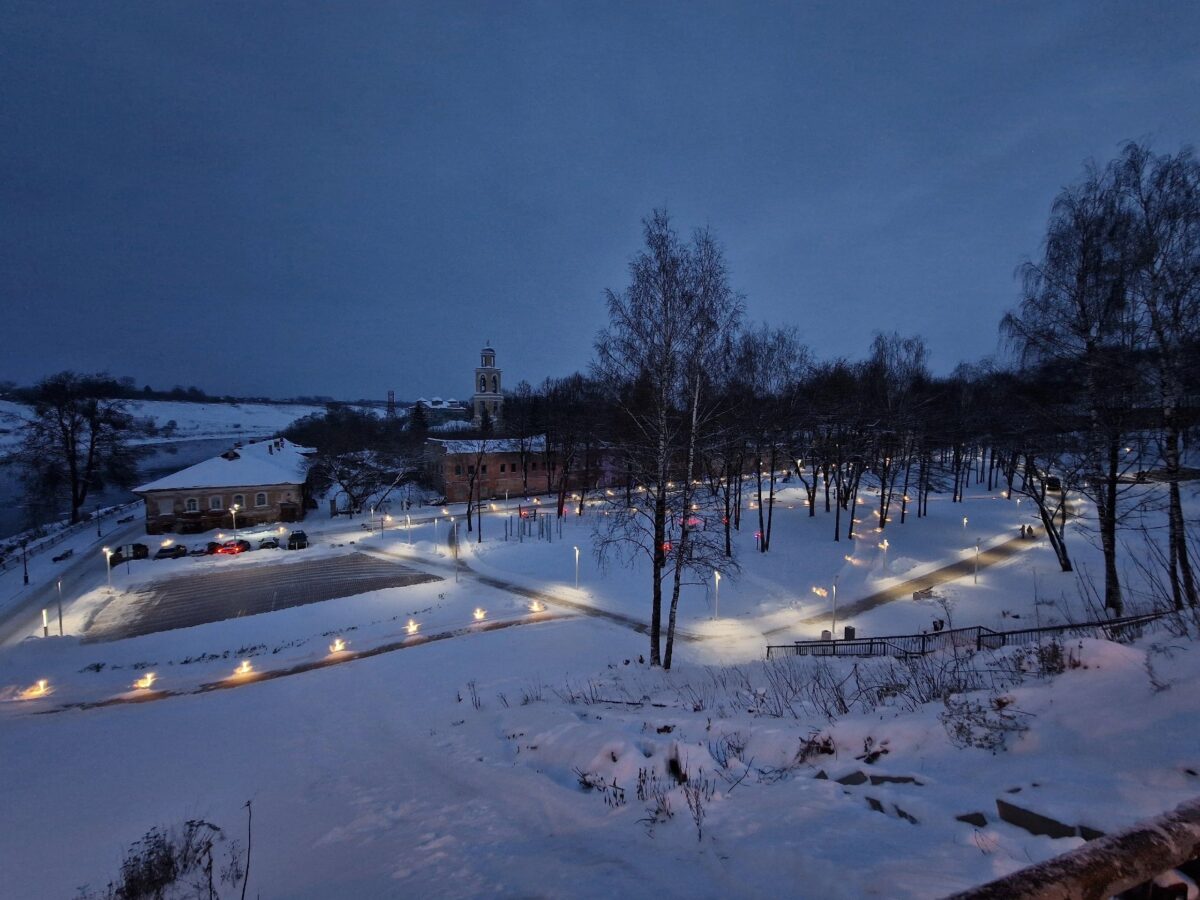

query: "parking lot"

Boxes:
[83, 553, 442, 642]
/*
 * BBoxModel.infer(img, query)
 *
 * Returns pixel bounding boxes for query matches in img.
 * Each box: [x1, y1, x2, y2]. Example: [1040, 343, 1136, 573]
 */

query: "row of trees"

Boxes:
[483, 143, 1199, 666]
[4, 144, 1195, 672]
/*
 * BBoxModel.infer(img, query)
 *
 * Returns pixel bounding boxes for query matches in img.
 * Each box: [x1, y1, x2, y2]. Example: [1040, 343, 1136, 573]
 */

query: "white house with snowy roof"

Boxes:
[134, 438, 316, 535]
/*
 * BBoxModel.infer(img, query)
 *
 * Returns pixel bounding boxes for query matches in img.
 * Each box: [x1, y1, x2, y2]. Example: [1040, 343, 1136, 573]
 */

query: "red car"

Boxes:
[216, 539, 252, 555]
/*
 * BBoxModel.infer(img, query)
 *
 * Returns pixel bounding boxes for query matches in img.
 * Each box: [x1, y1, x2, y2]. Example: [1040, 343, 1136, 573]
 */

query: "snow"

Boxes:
[430, 436, 545, 454]
[0, 398, 328, 449]
[0, 472, 1196, 898]
[133, 438, 314, 492]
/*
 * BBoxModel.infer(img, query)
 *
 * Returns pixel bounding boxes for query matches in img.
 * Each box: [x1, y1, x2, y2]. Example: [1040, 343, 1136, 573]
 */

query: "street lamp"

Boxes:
[406, 514, 412, 545]
[21, 539, 29, 586]
[574, 545, 580, 588]
[102, 547, 113, 594]
[229, 504, 240, 540]
[831, 575, 840, 637]
[713, 570, 721, 620]
[56, 579, 64, 636]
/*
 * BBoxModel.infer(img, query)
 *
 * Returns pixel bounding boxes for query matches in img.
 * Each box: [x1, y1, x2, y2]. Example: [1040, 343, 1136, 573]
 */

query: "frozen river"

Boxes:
[0, 437, 239, 539]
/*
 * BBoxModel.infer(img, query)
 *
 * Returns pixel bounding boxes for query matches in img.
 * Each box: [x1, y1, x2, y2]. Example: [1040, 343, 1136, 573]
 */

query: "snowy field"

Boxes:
[0, 476, 1196, 898]
[0, 398, 328, 449]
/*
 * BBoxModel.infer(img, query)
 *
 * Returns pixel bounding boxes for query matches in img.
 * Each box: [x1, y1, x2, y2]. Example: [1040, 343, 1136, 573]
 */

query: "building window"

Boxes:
[500, 463, 506, 473]
[479, 375, 487, 391]
[491, 375, 498, 392]
[454, 464, 463, 475]
[209, 496, 223, 511]
[255, 492, 268, 507]
[531, 462, 538, 471]
[186, 498, 199, 513]
[468, 465, 475, 474]
[481, 465, 488, 474]
[233, 494, 245, 508]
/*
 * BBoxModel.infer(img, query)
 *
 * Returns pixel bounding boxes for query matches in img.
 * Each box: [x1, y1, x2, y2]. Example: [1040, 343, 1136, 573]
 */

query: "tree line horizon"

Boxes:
[5, 140, 1198, 669]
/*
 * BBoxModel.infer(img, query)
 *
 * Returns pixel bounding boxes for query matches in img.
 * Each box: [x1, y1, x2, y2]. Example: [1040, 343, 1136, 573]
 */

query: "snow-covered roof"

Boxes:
[429, 436, 545, 455]
[414, 397, 465, 409]
[134, 438, 314, 492]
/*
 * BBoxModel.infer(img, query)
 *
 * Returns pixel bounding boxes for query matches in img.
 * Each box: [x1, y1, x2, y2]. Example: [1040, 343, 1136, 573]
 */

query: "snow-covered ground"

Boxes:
[0, 398, 328, 449]
[0, 475, 1196, 898]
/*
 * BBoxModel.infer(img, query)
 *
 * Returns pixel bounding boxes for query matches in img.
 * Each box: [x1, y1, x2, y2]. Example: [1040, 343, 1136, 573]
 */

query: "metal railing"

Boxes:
[0, 501, 143, 573]
[766, 611, 1168, 659]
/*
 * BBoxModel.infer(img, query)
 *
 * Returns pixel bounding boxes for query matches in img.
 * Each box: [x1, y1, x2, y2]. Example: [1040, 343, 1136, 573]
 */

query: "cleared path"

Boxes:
[765, 532, 1038, 637]
[83, 552, 442, 642]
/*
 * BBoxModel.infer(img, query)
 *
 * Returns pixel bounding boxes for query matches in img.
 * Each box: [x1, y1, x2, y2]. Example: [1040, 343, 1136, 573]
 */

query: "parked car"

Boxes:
[154, 544, 188, 560]
[108, 543, 150, 566]
[258, 537, 280, 550]
[216, 539, 252, 555]
[189, 542, 220, 557]
[286, 530, 309, 550]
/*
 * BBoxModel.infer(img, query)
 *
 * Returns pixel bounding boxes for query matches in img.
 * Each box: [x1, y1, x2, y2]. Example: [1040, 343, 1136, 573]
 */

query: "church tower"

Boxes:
[472, 345, 502, 427]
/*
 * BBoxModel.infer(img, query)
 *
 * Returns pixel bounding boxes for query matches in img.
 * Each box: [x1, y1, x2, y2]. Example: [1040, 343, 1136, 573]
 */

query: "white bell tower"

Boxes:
[472, 345, 502, 426]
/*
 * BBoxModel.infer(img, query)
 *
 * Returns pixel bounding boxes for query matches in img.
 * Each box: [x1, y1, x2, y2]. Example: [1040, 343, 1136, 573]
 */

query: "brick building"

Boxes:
[425, 436, 620, 503]
[425, 437, 544, 502]
[134, 438, 315, 534]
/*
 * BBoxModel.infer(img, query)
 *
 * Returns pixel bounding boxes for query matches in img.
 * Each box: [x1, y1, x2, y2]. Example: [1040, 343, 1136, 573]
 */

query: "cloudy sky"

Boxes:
[3, 1, 1199, 400]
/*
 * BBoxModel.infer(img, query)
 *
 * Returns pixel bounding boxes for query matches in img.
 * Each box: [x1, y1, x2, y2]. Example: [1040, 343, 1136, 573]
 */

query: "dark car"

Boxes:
[258, 537, 280, 550]
[109, 543, 150, 566]
[189, 542, 220, 556]
[286, 530, 309, 550]
[154, 544, 188, 560]
[216, 539, 252, 555]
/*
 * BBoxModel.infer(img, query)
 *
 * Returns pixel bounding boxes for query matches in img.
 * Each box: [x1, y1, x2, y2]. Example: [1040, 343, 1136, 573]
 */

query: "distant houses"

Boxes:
[134, 438, 315, 534]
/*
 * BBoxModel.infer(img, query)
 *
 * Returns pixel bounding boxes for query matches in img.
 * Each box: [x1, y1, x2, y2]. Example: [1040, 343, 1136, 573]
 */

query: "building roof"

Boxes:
[429, 436, 545, 455]
[134, 438, 314, 492]
[415, 397, 464, 409]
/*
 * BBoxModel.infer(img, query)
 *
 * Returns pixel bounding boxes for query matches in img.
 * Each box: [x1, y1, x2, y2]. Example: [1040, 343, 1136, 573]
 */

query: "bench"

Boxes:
[912, 586, 935, 602]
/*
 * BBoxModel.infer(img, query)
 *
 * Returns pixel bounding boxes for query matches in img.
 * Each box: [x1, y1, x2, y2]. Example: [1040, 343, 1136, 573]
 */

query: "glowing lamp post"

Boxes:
[713, 570, 721, 620]
[103, 547, 113, 593]
[962, 516, 968, 531]
[229, 504, 241, 540]
[573, 545, 580, 588]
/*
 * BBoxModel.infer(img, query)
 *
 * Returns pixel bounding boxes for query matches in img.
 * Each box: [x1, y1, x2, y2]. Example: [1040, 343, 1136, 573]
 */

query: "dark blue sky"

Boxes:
[3, 1, 1198, 400]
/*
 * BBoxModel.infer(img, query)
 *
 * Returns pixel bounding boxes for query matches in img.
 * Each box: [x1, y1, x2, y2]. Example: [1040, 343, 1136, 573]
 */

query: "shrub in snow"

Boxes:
[74, 817, 247, 900]
[939, 693, 1031, 753]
